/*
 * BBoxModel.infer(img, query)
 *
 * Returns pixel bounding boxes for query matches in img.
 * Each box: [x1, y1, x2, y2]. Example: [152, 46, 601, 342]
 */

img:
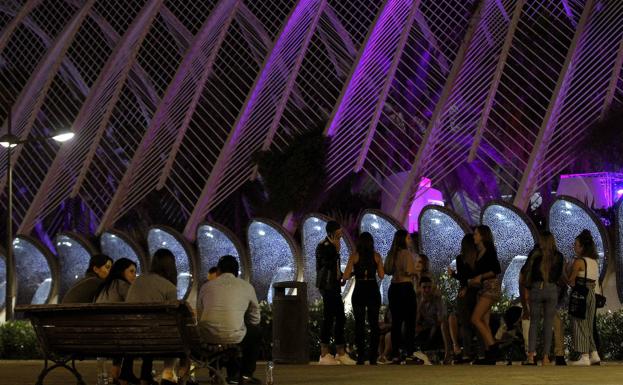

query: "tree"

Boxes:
[253, 125, 329, 224]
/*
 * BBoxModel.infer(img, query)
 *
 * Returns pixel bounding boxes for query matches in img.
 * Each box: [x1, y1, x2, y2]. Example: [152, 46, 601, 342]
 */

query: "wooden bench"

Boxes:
[16, 301, 240, 385]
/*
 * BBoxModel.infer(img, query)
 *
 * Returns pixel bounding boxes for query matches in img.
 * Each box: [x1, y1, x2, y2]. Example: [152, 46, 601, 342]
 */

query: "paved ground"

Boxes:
[1, 360, 622, 385]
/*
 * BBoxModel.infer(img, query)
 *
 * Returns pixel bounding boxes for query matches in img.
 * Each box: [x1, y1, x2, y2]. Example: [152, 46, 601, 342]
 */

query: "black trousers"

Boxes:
[116, 357, 152, 382]
[227, 324, 261, 378]
[352, 281, 381, 362]
[457, 287, 478, 356]
[388, 282, 416, 358]
[320, 288, 345, 345]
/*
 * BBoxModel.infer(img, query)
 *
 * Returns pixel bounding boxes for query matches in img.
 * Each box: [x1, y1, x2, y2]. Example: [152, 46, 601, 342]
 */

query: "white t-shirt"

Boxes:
[577, 257, 599, 281]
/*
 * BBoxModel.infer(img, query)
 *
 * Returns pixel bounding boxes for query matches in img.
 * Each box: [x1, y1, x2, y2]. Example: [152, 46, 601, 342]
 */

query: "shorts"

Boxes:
[478, 278, 501, 301]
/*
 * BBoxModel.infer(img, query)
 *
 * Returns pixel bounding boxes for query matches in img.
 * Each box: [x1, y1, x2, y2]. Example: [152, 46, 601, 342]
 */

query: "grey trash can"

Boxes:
[272, 281, 309, 363]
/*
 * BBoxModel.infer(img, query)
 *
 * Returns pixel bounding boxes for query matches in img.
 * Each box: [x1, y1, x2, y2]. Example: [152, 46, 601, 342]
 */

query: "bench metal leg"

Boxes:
[182, 363, 226, 385]
[35, 358, 86, 385]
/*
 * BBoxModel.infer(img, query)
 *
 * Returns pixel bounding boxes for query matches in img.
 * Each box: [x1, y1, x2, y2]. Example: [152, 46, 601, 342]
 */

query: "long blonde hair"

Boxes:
[538, 231, 558, 282]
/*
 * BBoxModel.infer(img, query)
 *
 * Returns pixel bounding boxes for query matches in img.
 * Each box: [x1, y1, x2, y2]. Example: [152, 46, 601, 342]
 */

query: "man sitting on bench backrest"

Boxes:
[197, 255, 261, 385]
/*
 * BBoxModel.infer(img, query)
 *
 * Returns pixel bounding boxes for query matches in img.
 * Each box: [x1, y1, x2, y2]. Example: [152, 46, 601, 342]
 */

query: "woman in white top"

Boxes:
[567, 229, 600, 366]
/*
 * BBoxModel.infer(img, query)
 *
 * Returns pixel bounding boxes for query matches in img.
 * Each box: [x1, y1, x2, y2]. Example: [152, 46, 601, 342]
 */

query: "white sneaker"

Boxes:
[569, 354, 590, 366]
[413, 351, 433, 365]
[335, 353, 357, 365]
[318, 354, 341, 365]
[590, 351, 601, 365]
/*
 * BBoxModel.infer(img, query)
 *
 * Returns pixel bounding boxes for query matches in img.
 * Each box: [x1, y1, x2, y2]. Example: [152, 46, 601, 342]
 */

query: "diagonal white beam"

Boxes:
[0, 0, 95, 193]
[351, 2, 420, 172]
[466, 0, 526, 161]
[156, 0, 240, 188]
[236, 3, 309, 111]
[184, 0, 327, 239]
[413, 11, 450, 74]
[0, 0, 41, 54]
[392, 0, 488, 222]
[258, 2, 327, 151]
[98, 0, 240, 233]
[320, 6, 357, 78]
[601, 37, 623, 119]
[513, 0, 596, 209]
[322, 0, 421, 189]
[159, 5, 193, 53]
[19, 0, 164, 233]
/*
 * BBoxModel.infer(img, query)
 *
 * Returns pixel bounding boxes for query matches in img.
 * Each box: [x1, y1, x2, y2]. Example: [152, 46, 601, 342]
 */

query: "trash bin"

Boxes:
[272, 281, 309, 363]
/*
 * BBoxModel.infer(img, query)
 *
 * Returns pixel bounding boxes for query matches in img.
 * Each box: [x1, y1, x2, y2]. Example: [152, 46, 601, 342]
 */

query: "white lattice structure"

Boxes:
[1, 0, 623, 241]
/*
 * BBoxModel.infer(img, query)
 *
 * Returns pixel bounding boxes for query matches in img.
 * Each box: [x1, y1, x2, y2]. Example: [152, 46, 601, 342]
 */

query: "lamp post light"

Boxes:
[1, 106, 74, 321]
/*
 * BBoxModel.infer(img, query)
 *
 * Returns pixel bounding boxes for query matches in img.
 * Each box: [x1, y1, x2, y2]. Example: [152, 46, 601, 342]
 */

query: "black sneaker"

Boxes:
[555, 356, 567, 366]
[472, 356, 496, 365]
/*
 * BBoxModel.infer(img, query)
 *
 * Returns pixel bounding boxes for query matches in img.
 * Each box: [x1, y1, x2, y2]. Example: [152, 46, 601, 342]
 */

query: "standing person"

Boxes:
[126, 249, 184, 385]
[413, 254, 430, 294]
[197, 255, 261, 384]
[520, 243, 568, 365]
[343, 232, 384, 365]
[470, 225, 502, 365]
[448, 233, 478, 363]
[567, 229, 601, 366]
[315, 221, 355, 365]
[95, 258, 138, 385]
[385, 229, 416, 364]
[522, 232, 564, 365]
[62, 254, 113, 303]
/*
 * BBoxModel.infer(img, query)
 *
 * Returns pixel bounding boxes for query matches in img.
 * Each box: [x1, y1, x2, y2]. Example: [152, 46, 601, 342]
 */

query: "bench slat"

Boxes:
[44, 326, 182, 334]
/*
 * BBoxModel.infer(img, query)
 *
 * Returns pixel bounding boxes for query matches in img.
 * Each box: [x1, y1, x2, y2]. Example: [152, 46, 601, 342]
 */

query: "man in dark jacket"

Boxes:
[315, 221, 355, 365]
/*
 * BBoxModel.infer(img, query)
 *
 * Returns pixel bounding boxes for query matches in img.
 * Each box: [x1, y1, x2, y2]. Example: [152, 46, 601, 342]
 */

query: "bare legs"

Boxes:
[471, 297, 495, 348]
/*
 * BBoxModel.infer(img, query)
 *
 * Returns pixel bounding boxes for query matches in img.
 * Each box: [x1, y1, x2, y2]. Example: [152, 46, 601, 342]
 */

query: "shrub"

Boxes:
[596, 309, 623, 360]
[0, 320, 42, 359]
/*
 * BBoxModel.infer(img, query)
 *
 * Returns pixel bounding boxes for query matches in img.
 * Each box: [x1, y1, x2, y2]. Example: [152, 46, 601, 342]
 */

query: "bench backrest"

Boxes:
[16, 302, 199, 359]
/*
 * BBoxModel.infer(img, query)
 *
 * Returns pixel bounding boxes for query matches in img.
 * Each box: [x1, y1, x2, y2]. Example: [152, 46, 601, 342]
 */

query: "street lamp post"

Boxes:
[2, 106, 74, 321]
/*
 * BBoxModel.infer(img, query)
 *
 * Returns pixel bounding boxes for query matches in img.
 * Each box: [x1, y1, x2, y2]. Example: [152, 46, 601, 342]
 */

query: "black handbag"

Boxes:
[568, 258, 589, 319]
[596, 293, 606, 309]
[596, 275, 606, 309]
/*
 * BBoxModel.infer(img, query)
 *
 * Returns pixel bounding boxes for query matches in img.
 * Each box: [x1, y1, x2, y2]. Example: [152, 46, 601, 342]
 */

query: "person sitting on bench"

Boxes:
[197, 255, 261, 385]
[62, 254, 112, 303]
[126, 248, 188, 385]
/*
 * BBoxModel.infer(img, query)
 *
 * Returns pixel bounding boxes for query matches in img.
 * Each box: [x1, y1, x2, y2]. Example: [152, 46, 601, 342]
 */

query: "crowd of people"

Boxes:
[316, 221, 604, 367]
[63, 250, 261, 385]
[59, 218, 604, 385]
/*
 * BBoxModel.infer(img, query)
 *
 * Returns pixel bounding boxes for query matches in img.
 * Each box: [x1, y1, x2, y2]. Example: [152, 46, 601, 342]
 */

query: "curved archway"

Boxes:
[500, 255, 527, 299]
[301, 213, 355, 302]
[14, 235, 58, 305]
[481, 200, 538, 272]
[549, 196, 611, 278]
[359, 209, 404, 304]
[100, 230, 148, 273]
[147, 226, 196, 301]
[196, 222, 249, 283]
[54, 232, 97, 299]
[419, 205, 470, 274]
[247, 218, 302, 302]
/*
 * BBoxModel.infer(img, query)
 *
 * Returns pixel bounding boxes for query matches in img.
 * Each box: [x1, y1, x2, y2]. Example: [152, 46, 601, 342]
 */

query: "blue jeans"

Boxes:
[528, 282, 558, 354]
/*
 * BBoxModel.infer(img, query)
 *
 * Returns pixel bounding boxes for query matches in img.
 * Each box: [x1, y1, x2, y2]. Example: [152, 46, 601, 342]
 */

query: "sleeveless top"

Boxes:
[578, 257, 599, 281]
[354, 253, 378, 281]
[392, 249, 415, 283]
